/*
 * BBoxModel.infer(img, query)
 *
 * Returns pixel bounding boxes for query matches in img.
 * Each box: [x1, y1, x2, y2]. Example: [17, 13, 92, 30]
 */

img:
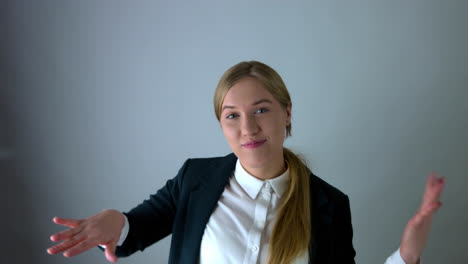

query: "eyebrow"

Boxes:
[222, 99, 273, 111]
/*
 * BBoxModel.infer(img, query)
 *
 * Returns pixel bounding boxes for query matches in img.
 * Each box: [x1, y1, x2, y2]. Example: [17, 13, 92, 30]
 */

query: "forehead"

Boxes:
[222, 77, 274, 106]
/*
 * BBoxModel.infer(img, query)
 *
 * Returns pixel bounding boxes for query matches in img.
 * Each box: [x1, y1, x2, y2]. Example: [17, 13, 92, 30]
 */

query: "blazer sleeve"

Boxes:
[332, 194, 357, 263]
[114, 158, 191, 257]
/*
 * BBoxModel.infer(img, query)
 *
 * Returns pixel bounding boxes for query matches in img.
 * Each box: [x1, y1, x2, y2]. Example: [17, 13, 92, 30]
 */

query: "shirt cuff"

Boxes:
[99, 213, 129, 248]
[117, 214, 129, 246]
[384, 248, 422, 264]
[385, 248, 406, 264]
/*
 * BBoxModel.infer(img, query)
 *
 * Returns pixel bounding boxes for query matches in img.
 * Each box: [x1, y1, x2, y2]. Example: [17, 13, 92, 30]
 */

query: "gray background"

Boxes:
[2, 0, 467, 263]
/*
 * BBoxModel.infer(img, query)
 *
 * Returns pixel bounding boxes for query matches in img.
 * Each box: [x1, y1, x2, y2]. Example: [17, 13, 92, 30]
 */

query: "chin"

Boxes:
[237, 151, 271, 169]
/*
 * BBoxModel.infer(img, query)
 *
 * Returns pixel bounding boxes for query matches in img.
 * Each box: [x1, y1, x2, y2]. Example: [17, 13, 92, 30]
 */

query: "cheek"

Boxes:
[262, 117, 285, 134]
[221, 123, 238, 144]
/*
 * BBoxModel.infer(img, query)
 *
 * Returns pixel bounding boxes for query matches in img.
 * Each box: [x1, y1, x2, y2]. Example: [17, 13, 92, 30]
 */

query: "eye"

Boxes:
[255, 108, 269, 114]
[226, 113, 239, 119]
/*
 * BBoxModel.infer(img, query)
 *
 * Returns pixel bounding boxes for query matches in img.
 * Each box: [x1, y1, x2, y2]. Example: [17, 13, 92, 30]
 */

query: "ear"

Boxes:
[285, 104, 292, 125]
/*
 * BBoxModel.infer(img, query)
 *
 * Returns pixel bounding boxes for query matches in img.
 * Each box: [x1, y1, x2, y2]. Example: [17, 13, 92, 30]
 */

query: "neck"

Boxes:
[241, 155, 287, 180]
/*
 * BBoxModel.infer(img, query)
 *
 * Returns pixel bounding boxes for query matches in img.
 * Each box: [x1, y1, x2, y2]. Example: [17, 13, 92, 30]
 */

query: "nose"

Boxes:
[241, 115, 259, 136]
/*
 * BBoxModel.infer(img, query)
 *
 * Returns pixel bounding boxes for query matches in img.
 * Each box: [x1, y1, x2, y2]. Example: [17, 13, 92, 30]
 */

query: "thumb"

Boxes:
[104, 240, 118, 263]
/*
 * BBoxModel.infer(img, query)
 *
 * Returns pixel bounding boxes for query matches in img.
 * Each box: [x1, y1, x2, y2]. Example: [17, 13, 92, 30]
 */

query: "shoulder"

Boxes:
[309, 172, 350, 205]
[309, 173, 356, 262]
[175, 153, 237, 188]
[186, 152, 236, 165]
[184, 153, 237, 171]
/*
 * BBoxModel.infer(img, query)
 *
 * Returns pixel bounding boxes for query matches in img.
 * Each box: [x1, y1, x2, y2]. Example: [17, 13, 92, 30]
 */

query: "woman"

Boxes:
[47, 61, 445, 264]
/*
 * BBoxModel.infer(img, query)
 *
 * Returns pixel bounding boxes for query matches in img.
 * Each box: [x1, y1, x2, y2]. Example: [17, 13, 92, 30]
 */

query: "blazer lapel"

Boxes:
[181, 153, 237, 262]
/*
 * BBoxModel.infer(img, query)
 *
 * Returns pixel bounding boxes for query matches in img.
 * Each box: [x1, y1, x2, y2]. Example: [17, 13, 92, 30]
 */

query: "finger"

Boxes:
[421, 186, 443, 212]
[436, 176, 445, 188]
[422, 173, 445, 204]
[427, 172, 436, 188]
[430, 173, 444, 189]
[427, 176, 445, 202]
[421, 201, 442, 216]
[53, 217, 83, 228]
[50, 225, 83, 242]
[432, 177, 445, 197]
[105, 240, 119, 263]
[47, 233, 86, 255]
[63, 238, 97, 258]
[412, 201, 442, 225]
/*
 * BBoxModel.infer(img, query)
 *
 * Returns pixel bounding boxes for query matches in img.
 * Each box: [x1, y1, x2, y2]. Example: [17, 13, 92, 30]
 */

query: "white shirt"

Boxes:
[199, 159, 307, 264]
[116, 160, 409, 264]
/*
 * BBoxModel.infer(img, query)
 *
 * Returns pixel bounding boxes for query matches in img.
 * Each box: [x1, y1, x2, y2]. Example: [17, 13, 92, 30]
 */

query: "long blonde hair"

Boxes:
[213, 61, 311, 264]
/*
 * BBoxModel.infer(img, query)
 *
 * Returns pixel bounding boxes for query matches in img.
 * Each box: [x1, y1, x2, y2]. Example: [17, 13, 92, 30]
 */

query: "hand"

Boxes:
[47, 209, 126, 263]
[400, 172, 445, 264]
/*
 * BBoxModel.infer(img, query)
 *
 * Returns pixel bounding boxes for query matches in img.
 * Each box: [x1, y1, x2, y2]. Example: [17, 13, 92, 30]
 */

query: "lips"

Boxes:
[241, 139, 267, 149]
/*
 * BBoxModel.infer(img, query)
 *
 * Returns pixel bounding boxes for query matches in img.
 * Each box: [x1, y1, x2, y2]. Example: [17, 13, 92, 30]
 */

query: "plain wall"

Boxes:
[2, 0, 467, 263]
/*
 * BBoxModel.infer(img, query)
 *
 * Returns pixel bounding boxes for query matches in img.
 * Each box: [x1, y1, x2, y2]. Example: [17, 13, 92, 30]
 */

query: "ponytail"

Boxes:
[267, 148, 311, 264]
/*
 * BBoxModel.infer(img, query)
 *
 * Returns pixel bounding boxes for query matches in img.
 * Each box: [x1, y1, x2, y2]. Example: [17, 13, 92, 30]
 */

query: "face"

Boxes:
[220, 77, 291, 175]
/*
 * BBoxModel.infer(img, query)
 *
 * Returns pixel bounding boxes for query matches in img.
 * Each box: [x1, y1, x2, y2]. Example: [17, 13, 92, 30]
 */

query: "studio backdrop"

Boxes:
[2, 1, 467, 263]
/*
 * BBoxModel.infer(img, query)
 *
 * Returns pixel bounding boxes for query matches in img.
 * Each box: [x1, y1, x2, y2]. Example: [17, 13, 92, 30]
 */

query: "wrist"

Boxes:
[108, 209, 125, 228]
[402, 254, 420, 264]
[400, 247, 420, 264]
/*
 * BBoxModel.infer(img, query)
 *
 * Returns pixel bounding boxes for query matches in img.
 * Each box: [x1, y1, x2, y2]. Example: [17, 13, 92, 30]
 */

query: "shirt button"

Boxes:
[252, 245, 259, 252]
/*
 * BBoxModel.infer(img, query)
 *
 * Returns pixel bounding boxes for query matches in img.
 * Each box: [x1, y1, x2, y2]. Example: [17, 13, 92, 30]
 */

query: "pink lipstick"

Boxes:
[242, 140, 267, 149]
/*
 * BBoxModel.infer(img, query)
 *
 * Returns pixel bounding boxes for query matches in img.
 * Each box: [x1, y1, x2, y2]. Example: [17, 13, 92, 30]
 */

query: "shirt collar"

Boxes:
[234, 159, 290, 199]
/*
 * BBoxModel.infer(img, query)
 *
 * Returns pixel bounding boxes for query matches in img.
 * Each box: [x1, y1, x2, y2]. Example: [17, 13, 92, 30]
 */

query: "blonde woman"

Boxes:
[48, 61, 445, 264]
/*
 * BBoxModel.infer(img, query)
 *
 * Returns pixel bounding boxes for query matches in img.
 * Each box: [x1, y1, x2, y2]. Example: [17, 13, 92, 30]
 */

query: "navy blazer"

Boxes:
[115, 153, 356, 263]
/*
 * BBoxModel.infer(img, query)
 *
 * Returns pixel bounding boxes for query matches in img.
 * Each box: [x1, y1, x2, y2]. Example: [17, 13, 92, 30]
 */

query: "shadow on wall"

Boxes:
[1, 2, 40, 261]
[0, 79, 41, 263]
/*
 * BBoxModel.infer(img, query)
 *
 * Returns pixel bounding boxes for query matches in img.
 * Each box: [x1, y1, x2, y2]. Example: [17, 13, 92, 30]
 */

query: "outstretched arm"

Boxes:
[399, 172, 445, 264]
